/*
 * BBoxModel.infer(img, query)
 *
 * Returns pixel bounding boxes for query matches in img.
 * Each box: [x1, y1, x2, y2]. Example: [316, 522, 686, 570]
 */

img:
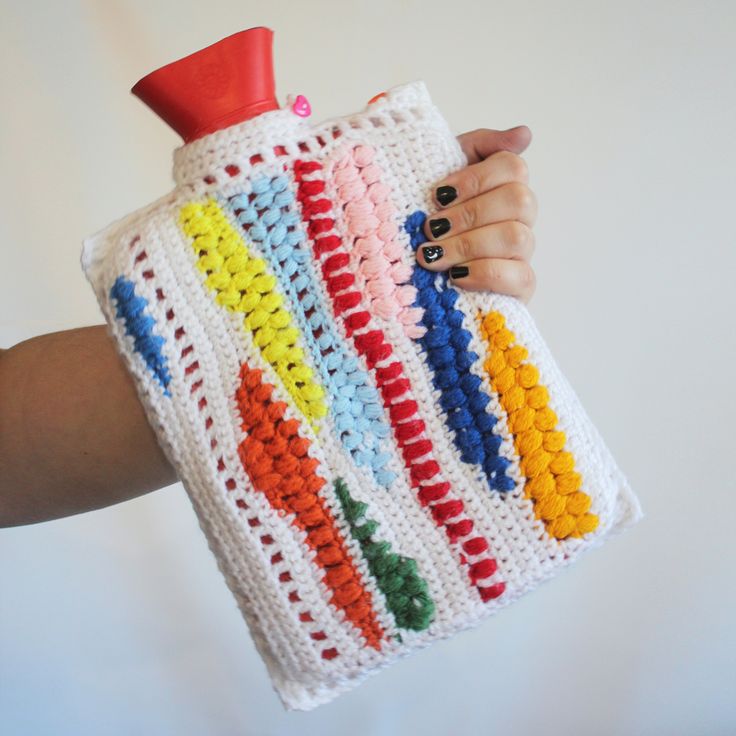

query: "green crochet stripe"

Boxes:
[334, 478, 435, 632]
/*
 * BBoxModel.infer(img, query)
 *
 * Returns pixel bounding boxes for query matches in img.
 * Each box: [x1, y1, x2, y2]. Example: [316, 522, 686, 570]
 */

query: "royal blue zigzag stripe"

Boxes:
[110, 275, 172, 397]
[404, 211, 514, 492]
[224, 175, 396, 487]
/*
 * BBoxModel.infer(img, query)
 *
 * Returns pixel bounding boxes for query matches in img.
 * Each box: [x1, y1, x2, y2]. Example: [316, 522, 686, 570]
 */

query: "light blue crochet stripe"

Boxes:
[110, 275, 172, 397]
[223, 175, 396, 487]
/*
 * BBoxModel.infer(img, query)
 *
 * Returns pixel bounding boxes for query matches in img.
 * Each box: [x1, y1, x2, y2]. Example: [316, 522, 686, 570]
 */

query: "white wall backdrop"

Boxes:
[1, 1, 734, 734]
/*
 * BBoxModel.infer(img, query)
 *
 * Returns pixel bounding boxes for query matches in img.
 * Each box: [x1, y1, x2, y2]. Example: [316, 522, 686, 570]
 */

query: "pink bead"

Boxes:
[292, 94, 311, 117]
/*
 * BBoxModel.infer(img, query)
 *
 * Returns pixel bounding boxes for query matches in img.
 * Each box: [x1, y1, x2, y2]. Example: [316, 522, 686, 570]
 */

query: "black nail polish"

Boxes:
[450, 265, 469, 279]
[429, 217, 451, 238]
[421, 245, 444, 264]
[436, 185, 457, 206]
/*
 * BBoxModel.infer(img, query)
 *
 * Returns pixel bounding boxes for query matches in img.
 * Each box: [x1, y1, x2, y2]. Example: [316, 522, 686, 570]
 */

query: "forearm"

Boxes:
[0, 326, 179, 527]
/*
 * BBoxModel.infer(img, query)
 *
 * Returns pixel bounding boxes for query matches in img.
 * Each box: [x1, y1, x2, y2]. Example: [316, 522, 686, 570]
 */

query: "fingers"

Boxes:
[457, 126, 532, 164]
[424, 180, 538, 247]
[418, 220, 535, 270]
[431, 150, 531, 209]
[447, 257, 536, 302]
[419, 125, 537, 303]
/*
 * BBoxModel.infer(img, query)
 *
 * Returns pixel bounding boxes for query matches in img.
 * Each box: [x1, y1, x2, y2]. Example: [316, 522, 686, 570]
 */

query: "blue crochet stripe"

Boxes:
[224, 175, 396, 487]
[403, 211, 514, 492]
[110, 275, 172, 397]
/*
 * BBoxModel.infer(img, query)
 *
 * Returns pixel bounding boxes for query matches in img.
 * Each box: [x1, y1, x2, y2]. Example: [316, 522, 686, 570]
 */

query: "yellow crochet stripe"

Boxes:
[179, 199, 327, 426]
[478, 311, 598, 540]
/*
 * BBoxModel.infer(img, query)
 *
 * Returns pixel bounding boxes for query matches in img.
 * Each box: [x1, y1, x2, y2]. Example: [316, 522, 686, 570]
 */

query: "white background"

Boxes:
[1, 1, 734, 734]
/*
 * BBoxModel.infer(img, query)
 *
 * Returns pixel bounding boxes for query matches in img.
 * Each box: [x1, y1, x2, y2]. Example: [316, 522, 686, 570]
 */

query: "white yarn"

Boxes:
[80, 79, 642, 711]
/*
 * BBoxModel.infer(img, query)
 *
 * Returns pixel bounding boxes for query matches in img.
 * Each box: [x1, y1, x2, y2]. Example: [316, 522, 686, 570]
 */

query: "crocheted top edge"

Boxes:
[171, 79, 436, 188]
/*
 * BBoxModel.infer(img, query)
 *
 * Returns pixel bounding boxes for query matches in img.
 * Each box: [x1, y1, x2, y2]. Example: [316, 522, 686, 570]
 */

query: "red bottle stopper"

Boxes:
[131, 27, 280, 143]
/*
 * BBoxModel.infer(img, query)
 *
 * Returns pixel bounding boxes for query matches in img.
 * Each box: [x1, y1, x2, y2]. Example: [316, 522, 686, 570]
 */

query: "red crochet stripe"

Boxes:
[293, 158, 504, 603]
[128, 238, 344, 659]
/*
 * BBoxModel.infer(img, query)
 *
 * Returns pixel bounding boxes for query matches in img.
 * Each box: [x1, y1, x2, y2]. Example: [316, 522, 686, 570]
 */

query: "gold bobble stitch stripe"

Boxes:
[179, 200, 327, 426]
[478, 311, 598, 540]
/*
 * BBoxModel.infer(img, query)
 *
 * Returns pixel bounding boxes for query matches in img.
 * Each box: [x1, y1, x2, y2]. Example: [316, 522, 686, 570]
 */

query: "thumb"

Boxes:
[457, 125, 532, 164]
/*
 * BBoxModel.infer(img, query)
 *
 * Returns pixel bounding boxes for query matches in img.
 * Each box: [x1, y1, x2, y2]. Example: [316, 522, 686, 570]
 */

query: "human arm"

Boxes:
[0, 325, 179, 527]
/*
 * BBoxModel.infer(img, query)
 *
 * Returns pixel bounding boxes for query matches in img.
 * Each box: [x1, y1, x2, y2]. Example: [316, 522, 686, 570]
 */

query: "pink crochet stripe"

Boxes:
[293, 157, 505, 603]
[125, 236, 341, 661]
[332, 144, 425, 339]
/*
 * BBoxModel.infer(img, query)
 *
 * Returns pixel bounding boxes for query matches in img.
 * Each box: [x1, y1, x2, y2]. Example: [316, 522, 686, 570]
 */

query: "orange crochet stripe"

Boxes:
[478, 311, 598, 540]
[235, 362, 386, 650]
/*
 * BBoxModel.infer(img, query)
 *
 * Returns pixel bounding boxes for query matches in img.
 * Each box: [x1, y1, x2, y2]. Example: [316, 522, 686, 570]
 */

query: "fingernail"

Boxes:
[435, 185, 457, 206]
[429, 217, 451, 238]
[450, 265, 469, 279]
[421, 245, 444, 264]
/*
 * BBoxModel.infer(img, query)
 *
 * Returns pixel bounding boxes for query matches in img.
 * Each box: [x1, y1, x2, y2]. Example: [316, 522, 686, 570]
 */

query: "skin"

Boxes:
[0, 127, 536, 528]
[419, 126, 537, 299]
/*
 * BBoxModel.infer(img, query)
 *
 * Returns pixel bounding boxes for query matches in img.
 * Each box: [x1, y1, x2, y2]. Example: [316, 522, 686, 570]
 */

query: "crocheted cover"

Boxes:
[81, 80, 641, 710]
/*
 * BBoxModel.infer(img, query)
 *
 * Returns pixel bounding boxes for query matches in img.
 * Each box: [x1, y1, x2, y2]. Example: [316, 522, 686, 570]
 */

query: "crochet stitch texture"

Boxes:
[81, 80, 642, 710]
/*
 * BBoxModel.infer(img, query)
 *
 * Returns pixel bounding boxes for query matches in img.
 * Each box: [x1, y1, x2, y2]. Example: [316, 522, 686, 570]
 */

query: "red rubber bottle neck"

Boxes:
[131, 27, 280, 143]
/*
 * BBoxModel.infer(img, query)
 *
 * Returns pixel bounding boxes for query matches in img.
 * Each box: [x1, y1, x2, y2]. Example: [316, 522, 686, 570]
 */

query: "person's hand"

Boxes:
[417, 126, 537, 303]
